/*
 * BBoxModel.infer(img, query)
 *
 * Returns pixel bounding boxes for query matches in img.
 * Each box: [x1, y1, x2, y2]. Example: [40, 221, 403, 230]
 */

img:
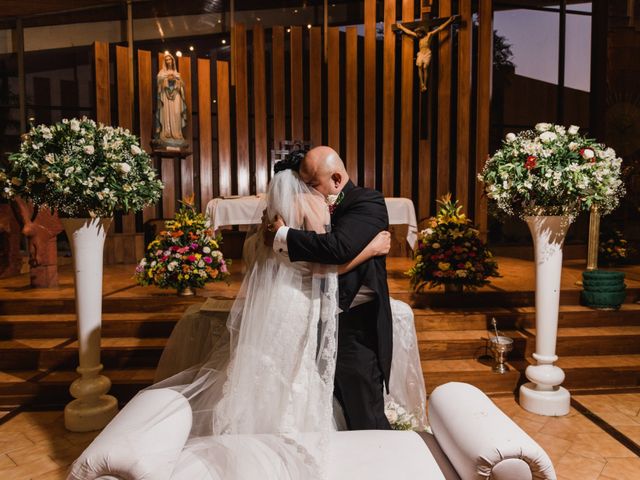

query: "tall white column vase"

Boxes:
[62, 217, 118, 432]
[519, 215, 572, 416]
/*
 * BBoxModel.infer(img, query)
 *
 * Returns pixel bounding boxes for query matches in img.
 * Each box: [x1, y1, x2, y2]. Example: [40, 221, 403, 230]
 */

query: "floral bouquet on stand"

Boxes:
[135, 199, 230, 295]
[407, 195, 499, 292]
[599, 228, 633, 265]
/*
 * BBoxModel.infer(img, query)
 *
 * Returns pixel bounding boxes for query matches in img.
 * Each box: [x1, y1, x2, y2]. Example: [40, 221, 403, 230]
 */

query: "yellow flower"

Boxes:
[438, 262, 450, 271]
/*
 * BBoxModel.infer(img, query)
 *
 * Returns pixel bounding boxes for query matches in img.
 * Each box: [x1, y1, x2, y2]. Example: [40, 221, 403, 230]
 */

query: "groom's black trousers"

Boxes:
[334, 300, 391, 430]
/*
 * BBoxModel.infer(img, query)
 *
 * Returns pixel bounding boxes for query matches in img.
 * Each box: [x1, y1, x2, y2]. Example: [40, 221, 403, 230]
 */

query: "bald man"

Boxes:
[269, 146, 393, 430]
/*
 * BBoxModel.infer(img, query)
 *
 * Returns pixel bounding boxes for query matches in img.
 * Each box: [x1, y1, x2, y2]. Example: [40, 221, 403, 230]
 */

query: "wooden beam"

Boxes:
[345, 27, 358, 184]
[272, 26, 286, 150]
[116, 45, 136, 233]
[216, 60, 232, 197]
[178, 56, 194, 201]
[475, 0, 492, 240]
[363, 0, 376, 188]
[382, 0, 396, 197]
[198, 57, 214, 208]
[436, 0, 452, 200]
[290, 26, 304, 141]
[94, 42, 110, 125]
[327, 27, 341, 155]
[137, 49, 157, 223]
[233, 24, 250, 196]
[253, 25, 268, 194]
[456, 1, 472, 211]
[309, 27, 323, 148]
[400, 0, 414, 199]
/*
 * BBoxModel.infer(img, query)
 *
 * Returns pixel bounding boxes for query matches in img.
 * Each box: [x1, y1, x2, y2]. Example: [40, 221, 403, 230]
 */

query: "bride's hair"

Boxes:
[274, 148, 307, 174]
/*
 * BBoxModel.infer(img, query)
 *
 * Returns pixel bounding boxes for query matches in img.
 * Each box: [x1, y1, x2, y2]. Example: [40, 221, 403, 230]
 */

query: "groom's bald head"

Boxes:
[299, 146, 349, 197]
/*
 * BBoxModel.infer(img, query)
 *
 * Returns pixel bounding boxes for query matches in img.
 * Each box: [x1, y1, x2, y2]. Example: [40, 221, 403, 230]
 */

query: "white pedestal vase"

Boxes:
[519, 215, 572, 416]
[62, 217, 118, 432]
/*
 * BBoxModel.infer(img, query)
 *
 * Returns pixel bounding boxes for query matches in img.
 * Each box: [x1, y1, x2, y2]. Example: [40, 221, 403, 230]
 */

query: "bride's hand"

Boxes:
[367, 230, 391, 257]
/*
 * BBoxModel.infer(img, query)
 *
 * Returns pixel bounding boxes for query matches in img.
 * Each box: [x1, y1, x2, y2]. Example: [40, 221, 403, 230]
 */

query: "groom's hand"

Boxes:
[262, 211, 286, 246]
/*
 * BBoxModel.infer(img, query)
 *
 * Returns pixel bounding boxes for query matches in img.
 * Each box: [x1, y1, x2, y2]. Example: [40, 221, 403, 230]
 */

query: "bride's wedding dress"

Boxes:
[114, 170, 426, 479]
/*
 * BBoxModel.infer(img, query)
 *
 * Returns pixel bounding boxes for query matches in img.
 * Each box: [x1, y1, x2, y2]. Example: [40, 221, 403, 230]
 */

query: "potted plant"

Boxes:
[407, 194, 498, 293]
[478, 123, 625, 416]
[0, 117, 163, 431]
[135, 199, 230, 295]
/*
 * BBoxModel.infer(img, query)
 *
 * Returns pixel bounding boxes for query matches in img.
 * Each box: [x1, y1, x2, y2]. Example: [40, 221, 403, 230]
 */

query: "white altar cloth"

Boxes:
[205, 194, 418, 248]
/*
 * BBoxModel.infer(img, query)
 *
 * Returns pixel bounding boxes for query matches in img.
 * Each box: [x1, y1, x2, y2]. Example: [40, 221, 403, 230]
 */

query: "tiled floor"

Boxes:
[0, 395, 638, 479]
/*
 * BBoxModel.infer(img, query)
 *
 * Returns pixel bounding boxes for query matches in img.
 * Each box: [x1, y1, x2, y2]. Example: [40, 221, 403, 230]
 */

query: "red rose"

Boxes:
[525, 155, 537, 170]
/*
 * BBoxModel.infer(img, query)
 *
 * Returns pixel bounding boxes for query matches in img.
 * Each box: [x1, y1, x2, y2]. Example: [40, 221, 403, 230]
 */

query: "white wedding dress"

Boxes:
[137, 170, 426, 479]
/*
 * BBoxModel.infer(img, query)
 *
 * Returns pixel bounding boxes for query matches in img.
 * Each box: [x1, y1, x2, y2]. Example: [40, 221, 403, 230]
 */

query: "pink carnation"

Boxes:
[203, 256, 212, 264]
[187, 255, 197, 262]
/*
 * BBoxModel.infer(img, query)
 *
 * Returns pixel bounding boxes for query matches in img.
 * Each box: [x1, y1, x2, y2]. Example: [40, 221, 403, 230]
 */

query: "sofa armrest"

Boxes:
[429, 382, 556, 480]
[67, 388, 193, 480]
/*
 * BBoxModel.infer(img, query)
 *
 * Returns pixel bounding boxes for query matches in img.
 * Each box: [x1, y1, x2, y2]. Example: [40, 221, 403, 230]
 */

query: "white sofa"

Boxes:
[68, 382, 556, 480]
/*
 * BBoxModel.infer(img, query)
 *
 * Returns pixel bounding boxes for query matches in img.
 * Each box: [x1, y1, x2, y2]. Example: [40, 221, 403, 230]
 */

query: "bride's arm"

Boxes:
[337, 230, 391, 274]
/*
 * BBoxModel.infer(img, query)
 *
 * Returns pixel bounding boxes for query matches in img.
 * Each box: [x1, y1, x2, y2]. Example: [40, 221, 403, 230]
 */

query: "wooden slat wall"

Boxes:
[178, 56, 194, 200]
[198, 58, 214, 207]
[327, 27, 341, 155]
[399, 0, 414, 199]
[115, 45, 136, 233]
[94, 42, 110, 125]
[309, 27, 323, 148]
[345, 27, 358, 183]
[233, 24, 250, 196]
[363, 0, 376, 188]
[253, 25, 268, 194]
[456, 1, 473, 211]
[217, 60, 232, 197]
[290, 26, 304, 141]
[436, 1, 453, 200]
[272, 27, 286, 150]
[382, 0, 396, 197]
[138, 49, 156, 223]
[475, 0, 493, 239]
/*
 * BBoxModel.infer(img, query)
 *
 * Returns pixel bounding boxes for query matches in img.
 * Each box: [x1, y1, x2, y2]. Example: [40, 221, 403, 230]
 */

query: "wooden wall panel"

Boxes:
[363, 0, 376, 188]
[272, 27, 286, 150]
[382, 0, 396, 197]
[253, 26, 268, 194]
[216, 60, 232, 197]
[345, 27, 358, 183]
[456, 1, 473, 211]
[234, 24, 250, 196]
[327, 27, 341, 155]
[116, 45, 136, 233]
[400, 0, 414, 199]
[475, 0, 492, 239]
[290, 26, 304, 141]
[309, 27, 323, 148]
[94, 42, 110, 125]
[137, 49, 157, 223]
[178, 56, 194, 200]
[198, 58, 214, 207]
[437, 1, 453, 200]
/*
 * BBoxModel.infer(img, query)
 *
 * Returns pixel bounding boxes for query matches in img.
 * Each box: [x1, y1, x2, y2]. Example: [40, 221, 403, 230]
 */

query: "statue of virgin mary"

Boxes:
[153, 53, 188, 149]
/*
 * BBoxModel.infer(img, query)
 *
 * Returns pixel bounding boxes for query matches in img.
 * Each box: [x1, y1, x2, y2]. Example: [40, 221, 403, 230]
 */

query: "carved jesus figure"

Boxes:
[397, 16, 458, 92]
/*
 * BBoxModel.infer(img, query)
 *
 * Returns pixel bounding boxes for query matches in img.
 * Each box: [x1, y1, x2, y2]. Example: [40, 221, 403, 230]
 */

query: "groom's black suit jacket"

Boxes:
[286, 180, 393, 389]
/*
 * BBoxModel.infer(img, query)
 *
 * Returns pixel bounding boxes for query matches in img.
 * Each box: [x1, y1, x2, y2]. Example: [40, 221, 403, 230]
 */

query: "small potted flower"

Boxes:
[135, 198, 230, 295]
[407, 194, 499, 293]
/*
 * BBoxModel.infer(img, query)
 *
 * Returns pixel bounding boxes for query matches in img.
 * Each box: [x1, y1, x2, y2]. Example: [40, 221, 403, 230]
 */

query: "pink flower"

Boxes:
[203, 256, 212, 264]
[187, 255, 197, 262]
[220, 263, 228, 273]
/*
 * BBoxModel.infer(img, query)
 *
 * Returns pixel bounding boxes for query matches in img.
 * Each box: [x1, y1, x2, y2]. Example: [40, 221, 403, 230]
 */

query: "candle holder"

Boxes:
[489, 336, 513, 374]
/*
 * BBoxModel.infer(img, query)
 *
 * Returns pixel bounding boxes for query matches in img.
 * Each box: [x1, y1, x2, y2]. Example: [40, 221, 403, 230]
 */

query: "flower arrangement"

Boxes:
[135, 199, 230, 292]
[0, 117, 163, 217]
[384, 400, 425, 431]
[407, 195, 499, 291]
[478, 123, 625, 219]
[599, 229, 632, 264]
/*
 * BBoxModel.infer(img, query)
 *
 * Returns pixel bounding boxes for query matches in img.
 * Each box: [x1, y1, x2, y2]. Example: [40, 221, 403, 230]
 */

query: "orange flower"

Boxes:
[171, 230, 184, 238]
[209, 269, 218, 278]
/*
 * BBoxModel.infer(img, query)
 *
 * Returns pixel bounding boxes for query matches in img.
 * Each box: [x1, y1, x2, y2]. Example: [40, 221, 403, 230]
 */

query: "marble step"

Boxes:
[0, 337, 166, 370]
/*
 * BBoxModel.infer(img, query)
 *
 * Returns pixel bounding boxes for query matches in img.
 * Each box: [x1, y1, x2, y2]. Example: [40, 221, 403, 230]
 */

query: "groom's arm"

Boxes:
[276, 190, 388, 265]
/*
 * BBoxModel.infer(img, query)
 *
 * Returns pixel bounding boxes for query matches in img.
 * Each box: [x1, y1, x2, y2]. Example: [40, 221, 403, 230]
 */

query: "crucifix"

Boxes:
[393, 8, 460, 93]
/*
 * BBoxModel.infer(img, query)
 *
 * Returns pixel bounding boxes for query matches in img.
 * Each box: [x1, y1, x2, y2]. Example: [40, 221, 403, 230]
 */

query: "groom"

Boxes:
[267, 146, 393, 430]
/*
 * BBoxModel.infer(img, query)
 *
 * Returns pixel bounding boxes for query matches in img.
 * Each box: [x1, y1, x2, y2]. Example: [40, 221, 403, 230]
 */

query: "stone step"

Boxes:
[523, 326, 640, 357]
[0, 337, 166, 370]
[412, 303, 640, 331]
[0, 312, 181, 339]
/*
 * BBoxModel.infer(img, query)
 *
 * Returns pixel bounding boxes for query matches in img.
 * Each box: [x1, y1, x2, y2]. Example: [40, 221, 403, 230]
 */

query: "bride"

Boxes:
[72, 151, 426, 480]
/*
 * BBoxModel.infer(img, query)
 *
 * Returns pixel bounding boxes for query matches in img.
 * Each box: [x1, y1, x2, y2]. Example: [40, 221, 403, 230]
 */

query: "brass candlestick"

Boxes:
[587, 205, 600, 271]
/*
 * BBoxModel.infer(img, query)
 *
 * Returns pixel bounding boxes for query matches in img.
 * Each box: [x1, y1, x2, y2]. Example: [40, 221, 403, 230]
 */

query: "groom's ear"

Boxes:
[330, 172, 342, 187]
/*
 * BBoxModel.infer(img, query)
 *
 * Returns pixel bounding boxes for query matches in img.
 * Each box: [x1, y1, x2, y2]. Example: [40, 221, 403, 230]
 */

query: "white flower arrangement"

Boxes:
[478, 123, 625, 218]
[384, 400, 428, 432]
[0, 117, 163, 217]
